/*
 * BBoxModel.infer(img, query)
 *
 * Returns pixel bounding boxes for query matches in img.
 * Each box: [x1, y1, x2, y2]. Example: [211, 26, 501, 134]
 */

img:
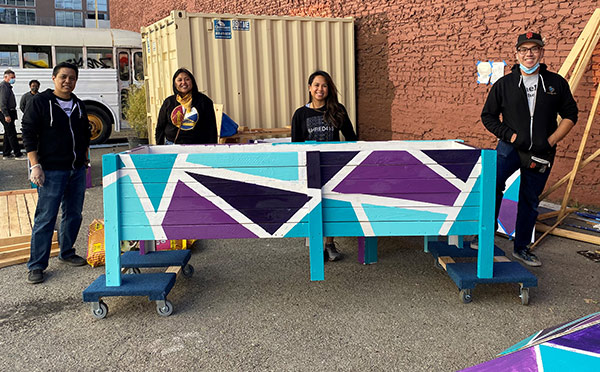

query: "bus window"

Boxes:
[22, 46, 51, 68]
[87, 47, 113, 69]
[118, 51, 129, 81]
[133, 51, 143, 81]
[0, 45, 19, 67]
[56, 46, 83, 67]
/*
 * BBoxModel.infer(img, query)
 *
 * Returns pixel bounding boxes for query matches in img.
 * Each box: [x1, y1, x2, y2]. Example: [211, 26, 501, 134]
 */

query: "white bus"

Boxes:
[0, 24, 143, 144]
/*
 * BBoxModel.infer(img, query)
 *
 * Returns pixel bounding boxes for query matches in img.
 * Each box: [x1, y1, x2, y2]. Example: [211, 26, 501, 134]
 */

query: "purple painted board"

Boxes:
[498, 198, 518, 236]
[319, 151, 359, 186]
[329, 164, 477, 180]
[162, 224, 259, 239]
[548, 323, 600, 354]
[422, 149, 481, 182]
[460, 347, 539, 372]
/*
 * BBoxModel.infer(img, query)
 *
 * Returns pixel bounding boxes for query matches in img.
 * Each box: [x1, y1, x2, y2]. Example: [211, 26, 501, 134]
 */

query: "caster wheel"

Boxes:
[459, 289, 473, 304]
[182, 264, 194, 278]
[520, 286, 530, 306]
[156, 300, 173, 317]
[91, 300, 108, 319]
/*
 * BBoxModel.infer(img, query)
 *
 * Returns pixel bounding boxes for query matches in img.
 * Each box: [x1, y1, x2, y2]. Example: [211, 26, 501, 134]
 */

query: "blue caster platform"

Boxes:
[427, 240, 538, 305]
[82, 273, 177, 318]
[121, 250, 194, 277]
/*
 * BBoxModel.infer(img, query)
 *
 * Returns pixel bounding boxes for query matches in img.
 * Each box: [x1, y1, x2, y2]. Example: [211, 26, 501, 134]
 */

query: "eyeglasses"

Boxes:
[517, 46, 542, 54]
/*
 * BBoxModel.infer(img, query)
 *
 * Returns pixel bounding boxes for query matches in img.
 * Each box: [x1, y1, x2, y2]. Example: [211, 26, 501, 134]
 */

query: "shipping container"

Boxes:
[141, 10, 355, 143]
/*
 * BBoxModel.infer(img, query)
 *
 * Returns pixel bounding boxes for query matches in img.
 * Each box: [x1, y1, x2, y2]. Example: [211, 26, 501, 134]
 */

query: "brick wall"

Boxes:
[112, 0, 600, 206]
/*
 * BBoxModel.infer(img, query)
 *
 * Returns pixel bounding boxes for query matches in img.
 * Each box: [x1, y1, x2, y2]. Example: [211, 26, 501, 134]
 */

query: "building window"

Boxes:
[87, 12, 107, 20]
[22, 45, 51, 68]
[0, 7, 35, 24]
[86, 0, 106, 12]
[0, 44, 19, 67]
[0, 1, 36, 6]
[56, 46, 83, 67]
[56, 10, 82, 27]
[55, 0, 82, 10]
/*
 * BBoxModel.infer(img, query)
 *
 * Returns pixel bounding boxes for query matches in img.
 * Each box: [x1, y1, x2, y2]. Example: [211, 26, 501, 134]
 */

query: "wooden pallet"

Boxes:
[0, 189, 59, 269]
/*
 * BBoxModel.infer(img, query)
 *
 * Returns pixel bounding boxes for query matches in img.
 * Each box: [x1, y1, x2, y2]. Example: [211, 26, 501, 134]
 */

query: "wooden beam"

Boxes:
[540, 147, 600, 200]
[0, 244, 59, 269]
[536, 222, 600, 245]
[530, 212, 571, 251]
[558, 81, 600, 220]
[0, 189, 37, 197]
[558, 9, 600, 78]
[437, 256, 455, 270]
[538, 208, 578, 221]
[568, 14, 600, 93]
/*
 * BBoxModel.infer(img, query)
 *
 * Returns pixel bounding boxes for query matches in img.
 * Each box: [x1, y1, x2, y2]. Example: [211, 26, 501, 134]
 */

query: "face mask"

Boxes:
[520, 62, 540, 75]
[8, 78, 15, 85]
[31, 87, 38, 93]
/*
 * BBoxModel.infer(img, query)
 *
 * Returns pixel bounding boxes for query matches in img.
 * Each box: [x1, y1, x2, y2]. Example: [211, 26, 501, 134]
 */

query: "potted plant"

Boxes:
[123, 85, 149, 148]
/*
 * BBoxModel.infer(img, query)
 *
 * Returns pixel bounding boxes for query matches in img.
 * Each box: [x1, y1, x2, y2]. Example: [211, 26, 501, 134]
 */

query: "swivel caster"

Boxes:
[182, 264, 194, 278]
[519, 285, 530, 306]
[459, 289, 473, 304]
[156, 300, 173, 317]
[91, 300, 108, 319]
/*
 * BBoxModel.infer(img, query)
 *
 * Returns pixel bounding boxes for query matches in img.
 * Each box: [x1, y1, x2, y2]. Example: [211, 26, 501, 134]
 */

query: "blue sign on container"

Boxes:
[214, 20, 232, 39]
[232, 20, 250, 31]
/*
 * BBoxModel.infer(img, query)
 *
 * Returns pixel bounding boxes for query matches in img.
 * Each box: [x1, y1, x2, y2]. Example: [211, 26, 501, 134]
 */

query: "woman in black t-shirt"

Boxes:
[291, 70, 357, 261]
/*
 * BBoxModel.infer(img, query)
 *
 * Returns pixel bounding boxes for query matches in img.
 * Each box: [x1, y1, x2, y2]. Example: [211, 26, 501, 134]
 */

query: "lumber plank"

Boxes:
[558, 9, 600, 78]
[0, 195, 8, 238]
[7, 194, 20, 237]
[540, 148, 600, 200]
[0, 189, 37, 197]
[437, 256, 455, 270]
[16, 194, 31, 235]
[538, 208, 578, 221]
[165, 265, 182, 276]
[0, 243, 59, 269]
[558, 81, 600, 219]
[569, 16, 600, 93]
[0, 241, 30, 253]
[25, 192, 37, 227]
[494, 256, 512, 262]
[536, 222, 600, 245]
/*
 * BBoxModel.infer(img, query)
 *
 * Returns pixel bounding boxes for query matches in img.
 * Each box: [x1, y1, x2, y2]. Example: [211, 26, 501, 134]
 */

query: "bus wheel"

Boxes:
[88, 106, 112, 145]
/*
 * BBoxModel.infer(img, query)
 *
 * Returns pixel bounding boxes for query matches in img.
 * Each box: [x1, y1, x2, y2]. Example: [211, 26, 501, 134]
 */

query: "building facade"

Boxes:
[111, 0, 600, 206]
[0, 0, 110, 28]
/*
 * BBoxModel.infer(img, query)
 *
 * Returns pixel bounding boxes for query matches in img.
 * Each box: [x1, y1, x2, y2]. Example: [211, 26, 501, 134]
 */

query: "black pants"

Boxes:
[0, 111, 22, 157]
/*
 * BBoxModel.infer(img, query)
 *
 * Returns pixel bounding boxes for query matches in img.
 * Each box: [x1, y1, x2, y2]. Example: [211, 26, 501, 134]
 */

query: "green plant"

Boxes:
[124, 85, 148, 138]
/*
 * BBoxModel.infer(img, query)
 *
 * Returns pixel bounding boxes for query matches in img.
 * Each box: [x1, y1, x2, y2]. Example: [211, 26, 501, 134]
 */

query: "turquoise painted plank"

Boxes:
[503, 173, 520, 201]
[308, 201, 325, 281]
[322, 192, 482, 207]
[120, 223, 308, 240]
[103, 154, 122, 287]
[131, 154, 176, 212]
[323, 206, 479, 222]
[364, 237, 378, 264]
[323, 221, 478, 237]
[128, 154, 182, 169]
[186, 152, 300, 169]
[477, 149, 496, 279]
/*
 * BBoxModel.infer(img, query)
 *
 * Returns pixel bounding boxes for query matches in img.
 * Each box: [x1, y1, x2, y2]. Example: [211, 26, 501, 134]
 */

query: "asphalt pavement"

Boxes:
[0, 142, 598, 371]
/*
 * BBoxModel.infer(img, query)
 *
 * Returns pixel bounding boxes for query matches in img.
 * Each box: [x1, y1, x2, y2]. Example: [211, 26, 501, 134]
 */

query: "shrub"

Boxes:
[124, 85, 148, 138]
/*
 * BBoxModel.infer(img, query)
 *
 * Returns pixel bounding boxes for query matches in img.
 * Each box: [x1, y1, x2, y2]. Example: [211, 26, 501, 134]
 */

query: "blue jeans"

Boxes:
[495, 141, 550, 252]
[28, 167, 86, 271]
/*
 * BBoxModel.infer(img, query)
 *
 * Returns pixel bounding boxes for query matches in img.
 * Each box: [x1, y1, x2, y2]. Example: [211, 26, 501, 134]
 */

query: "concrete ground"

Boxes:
[0, 143, 598, 371]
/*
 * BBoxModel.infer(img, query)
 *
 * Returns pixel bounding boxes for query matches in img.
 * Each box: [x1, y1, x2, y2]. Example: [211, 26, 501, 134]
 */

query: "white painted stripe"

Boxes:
[543, 342, 600, 358]
[102, 172, 118, 187]
[534, 345, 545, 372]
[351, 200, 373, 236]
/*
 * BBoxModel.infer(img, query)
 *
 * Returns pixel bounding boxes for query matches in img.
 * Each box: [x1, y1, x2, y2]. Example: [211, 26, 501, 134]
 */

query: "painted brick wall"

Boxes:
[112, 0, 600, 206]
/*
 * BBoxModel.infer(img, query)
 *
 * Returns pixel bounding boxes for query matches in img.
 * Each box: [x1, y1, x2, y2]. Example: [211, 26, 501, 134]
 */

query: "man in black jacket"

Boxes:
[21, 62, 91, 284]
[481, 32, 578, 267]
[0, 69, 25, 159]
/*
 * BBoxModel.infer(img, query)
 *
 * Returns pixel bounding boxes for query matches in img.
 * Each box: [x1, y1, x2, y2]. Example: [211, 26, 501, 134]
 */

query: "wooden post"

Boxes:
[540, 147, 600, 200]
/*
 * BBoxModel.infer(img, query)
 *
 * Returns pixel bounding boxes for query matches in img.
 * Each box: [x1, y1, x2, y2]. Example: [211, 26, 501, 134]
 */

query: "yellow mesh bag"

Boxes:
[86, 219, 105, 267]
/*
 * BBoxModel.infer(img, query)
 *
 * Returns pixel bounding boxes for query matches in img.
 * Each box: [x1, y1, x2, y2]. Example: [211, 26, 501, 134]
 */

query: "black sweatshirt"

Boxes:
[155, 92, 217, 145]
[291, 103, 357, 142]
[21, 89, 90, 170]
[481, 64, 578, 156]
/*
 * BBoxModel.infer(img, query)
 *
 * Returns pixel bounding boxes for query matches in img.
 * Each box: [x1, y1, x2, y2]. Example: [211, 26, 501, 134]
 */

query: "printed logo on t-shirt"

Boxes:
[306, 115, 335, 141]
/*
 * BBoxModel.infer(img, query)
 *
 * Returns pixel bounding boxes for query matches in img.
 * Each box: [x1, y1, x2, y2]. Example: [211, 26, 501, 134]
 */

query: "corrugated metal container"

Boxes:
[141, 10, 355, 143]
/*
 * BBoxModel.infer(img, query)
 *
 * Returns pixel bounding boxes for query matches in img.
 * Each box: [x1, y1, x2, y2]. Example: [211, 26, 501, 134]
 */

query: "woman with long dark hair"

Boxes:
[291, 70, 357, 261]
[155, 68, 218, 145]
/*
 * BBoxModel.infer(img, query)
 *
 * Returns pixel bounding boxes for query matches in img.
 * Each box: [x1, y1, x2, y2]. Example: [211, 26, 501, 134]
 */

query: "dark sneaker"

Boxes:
[27, 269, 44, 284]
[324, 242, 343, 262]
[2, 154, 13, 160]
[469, 236, 478, 249]
[13, 154, 27, 160]
[59, 254, 87, 266]
[512, 248, 542, 267]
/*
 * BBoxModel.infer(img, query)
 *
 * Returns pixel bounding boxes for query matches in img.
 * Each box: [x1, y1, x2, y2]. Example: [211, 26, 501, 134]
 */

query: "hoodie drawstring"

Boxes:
[49, 100, 53, 127]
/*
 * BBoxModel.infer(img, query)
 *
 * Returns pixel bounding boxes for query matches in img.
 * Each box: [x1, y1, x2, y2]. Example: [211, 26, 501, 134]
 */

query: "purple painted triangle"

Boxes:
[186, 172, 309, 235]
[423, 149, 481, 182]
[320, 151, 359, 186]
[548, 323, 600, 354]
[333, 151, 460, 206]
[459, 347, 539, 371]
[498, 198, 518, 236]
[163, 181, 257, 239]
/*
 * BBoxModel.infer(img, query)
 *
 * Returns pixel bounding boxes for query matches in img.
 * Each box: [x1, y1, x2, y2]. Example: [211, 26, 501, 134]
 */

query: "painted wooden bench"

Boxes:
[83, 140, 536, 316]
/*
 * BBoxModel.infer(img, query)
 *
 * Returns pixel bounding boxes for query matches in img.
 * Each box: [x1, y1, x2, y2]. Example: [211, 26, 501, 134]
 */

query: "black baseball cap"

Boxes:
[516, 32, 544, 48]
